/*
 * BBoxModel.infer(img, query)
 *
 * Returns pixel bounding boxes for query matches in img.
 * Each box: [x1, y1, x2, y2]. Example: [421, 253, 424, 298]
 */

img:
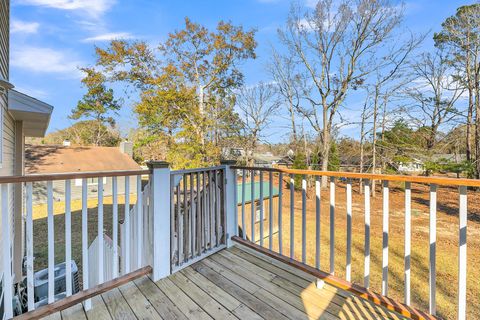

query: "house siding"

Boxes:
[0, 0, 16, 303]
[31, 176, 139, 204]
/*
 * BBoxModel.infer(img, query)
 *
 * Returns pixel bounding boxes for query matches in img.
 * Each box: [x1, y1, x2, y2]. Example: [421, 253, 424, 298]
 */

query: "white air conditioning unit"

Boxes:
[31, 261, 80, 303]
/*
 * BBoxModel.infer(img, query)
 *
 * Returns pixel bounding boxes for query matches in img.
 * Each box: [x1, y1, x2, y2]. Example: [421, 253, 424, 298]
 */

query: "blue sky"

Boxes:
[9, 0, 477, 142]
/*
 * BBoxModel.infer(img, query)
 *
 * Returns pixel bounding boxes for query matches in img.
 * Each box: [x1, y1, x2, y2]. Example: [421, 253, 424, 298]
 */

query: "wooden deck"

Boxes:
[41, 245, 407, 320]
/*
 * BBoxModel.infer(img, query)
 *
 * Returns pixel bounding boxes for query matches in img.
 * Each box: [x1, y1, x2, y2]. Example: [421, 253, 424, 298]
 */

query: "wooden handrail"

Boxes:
[0, 169, 150, 184]
[14, 266, 152, 320]
[232, 166, 480, 187]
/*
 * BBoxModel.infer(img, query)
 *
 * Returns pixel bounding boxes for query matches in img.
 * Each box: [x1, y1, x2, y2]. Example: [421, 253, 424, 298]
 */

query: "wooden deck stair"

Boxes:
[33, 244, 407, 320]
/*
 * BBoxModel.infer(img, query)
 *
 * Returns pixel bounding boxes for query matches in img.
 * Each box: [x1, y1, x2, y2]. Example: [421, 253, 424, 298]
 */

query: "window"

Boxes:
[74, 177, 107, 187]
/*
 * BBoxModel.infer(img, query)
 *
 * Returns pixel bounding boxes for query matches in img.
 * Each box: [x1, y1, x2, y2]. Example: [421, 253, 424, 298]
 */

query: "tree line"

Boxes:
[40, 1, 480, 183]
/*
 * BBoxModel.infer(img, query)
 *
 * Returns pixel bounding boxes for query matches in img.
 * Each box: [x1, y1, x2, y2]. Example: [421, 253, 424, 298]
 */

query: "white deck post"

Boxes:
[148, 161, 171, 281]
[221, 160, 237, 248]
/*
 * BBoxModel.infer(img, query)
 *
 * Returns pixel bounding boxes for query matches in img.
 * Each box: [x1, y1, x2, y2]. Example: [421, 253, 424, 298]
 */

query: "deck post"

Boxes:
[221, 160, 237, 248]
[148, 161, 171, 281]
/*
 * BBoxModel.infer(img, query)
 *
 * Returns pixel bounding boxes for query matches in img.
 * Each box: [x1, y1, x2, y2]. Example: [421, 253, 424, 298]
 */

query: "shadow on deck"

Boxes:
[25, 244, 407, 320]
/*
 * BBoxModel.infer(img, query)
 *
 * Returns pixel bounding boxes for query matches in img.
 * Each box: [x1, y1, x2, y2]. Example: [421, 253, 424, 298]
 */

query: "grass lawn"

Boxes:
[31, 194, 137, 283]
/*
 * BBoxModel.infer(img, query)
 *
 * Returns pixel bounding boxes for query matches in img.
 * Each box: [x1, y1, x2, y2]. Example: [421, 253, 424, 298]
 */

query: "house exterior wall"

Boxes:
[31, 176, 139, 204]
[237, 196, 279, 243]
[0, 0, 16, 315]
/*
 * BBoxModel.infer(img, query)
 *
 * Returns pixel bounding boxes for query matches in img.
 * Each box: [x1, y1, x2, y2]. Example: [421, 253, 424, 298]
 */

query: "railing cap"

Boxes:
[147, 160, 170, 169]
[220, 159, 237, 166]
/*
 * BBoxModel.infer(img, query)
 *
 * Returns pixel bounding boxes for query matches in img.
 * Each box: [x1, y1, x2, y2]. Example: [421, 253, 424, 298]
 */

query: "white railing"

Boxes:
[120, 181, 152, 273]
[0, 160, 240, 319]
[170, 167, 227, 272]
[0, 169, 148, 318]
[232, 166, 476, 320]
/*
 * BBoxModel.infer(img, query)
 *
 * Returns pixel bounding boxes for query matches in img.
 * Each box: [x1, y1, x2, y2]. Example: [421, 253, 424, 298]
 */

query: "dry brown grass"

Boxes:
[255, 177, 480, 319]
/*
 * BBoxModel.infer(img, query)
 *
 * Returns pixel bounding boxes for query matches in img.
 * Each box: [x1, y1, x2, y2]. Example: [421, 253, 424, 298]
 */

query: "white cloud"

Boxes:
[15, 0, 116, 18]
[11, 19, 40, 33]
[83, 32, 134, 42]
[11, 46, 83, 78]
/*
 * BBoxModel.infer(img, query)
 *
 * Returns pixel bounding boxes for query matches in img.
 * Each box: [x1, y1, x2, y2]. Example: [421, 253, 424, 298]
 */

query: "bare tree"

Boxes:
[359, 94, 373, 193]
[435, 4, 480, 175]
[278, 0, 403, 186]
[406, 50, 464, 150]
[368, 33, 423, 195]
[268, 49, 303, 150]
[237, 82, 281, 165]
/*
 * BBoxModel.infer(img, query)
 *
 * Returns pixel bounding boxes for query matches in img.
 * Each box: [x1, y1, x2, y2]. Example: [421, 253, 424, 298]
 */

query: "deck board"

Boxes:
[85, 296, 112, 320]
[38, 244, 408, 320]
[118, 281, 163, 320]
[133, 276, 189, 320]
[102, 287, 137, 320]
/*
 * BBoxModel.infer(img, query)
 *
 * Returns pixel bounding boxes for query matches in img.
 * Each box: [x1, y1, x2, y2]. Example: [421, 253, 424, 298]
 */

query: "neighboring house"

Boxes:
[25, 141, 140, 204]
[252, 152, 283, 168]
[236, 181, 279, 242]
[396, 158, 425, 174]
[0, 0, 54, 309]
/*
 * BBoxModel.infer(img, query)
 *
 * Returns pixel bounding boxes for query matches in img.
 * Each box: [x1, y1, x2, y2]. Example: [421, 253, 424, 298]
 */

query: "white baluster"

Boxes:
[302, 175, 307, 263]
[278, 173, 283, 255]
[251, 170, 255, 242]
[429, 184, 437, 315]
[125, 177, 131, 273]
[26, 182, 34, 311]
[290, 174, 295, 259]
[82, 178, 91, 310]
[346, 178, 352, 282]
[330, 177, 335, 275]
[98, 177, 104, 283]
[112, 177, 119, 278]
[241, 170, 246, 240]
[269, 171, 274, 250]
[65, 180, 72, 296]
[47, 181, 54, 304]
[382, 181, 389, 296]
[404, 182, 411, 305]
[2, 184, 13, 318]
[458, 185, 467, 320]
[234, 169, 238, 239]
[137, 175, 143, 268]
[364, 179, 371, 288]
[259, 172, 264, 247]
[315, 176, 321, 270]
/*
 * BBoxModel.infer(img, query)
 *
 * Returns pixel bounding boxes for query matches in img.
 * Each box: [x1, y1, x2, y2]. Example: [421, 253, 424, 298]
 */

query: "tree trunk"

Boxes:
[198, 85, 207, 159]
[371, 88, 379, 197]
[359, 108, 367, 195]
[467, 88, 473, 162]
[320, 124, 330, 188]
[475, 86, 480, 179]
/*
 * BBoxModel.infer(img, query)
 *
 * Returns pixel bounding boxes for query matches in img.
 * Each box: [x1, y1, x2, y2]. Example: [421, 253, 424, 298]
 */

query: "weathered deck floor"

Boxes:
[43, 245, 406, 320]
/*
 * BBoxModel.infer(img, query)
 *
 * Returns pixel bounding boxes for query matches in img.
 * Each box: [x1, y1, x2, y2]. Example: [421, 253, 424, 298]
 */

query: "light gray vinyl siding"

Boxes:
[31, 176, 138, 204]
[0, 0, 15, 293]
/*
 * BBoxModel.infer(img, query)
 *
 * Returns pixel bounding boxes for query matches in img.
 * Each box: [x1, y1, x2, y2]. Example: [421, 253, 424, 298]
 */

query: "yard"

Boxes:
[31, 176, 480, 319]
[258, 176, 480, 320]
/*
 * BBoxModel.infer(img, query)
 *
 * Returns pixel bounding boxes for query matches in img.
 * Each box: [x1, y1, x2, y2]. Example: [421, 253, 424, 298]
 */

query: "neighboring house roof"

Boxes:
[25, 145, 141, 174]
[237, 181, 279, 204]
[252, 153, 283, 164]
[8, 89, 53, 137]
